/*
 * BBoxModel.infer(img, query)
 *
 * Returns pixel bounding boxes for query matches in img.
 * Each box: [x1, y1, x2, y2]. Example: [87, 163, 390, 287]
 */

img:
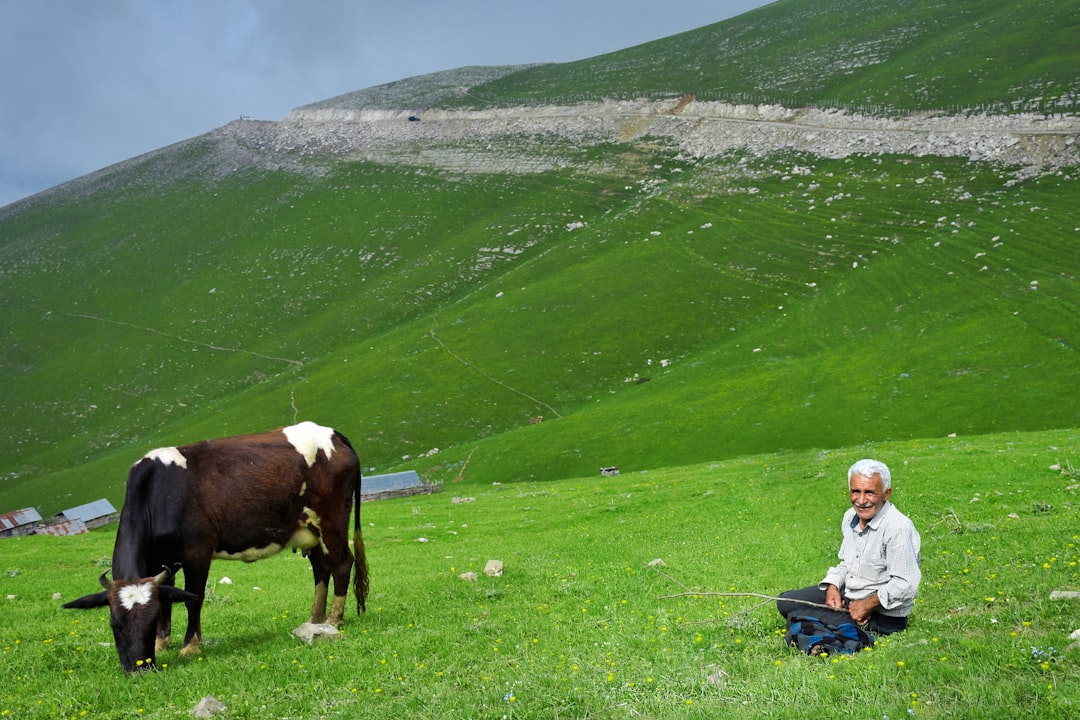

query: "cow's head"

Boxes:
[64, 569, 197, 673]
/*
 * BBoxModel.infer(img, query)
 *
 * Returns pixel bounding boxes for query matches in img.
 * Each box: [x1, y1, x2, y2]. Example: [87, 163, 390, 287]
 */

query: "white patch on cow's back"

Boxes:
[118, 582, 153, 611]
[283, 421, 335, 467]
[141, 446, 187, 468]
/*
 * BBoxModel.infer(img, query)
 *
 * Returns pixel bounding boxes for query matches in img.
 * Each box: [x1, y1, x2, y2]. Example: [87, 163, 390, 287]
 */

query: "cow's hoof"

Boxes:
[180, 642, 202, 657]
[155, 637, 171, 653]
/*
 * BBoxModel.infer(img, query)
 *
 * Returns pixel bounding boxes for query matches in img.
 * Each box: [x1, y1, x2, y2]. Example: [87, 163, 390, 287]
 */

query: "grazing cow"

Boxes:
[64, 421, 369, 673]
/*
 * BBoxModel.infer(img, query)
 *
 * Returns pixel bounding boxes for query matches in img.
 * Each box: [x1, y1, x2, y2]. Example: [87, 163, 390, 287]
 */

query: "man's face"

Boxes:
[849, 473, 891, 527]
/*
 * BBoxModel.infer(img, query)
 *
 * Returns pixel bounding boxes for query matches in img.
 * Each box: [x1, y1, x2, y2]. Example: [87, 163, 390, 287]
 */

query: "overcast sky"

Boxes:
[0, 1, 771, 208]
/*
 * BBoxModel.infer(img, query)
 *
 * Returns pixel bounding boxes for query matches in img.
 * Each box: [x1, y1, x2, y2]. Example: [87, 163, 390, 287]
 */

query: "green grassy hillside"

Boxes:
[1, 0, 1078, 517]
[414, 0, 1080, 114]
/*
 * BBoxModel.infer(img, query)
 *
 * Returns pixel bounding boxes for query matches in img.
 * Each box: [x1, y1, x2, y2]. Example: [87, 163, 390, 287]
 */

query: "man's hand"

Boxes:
[847, 593, 881, 625]
[824, 584, 844, 609]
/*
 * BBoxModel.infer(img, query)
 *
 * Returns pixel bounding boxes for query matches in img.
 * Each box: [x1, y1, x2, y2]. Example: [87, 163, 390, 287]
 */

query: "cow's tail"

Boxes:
[340, 431, 369, 614]
[353, 471, 369, 614]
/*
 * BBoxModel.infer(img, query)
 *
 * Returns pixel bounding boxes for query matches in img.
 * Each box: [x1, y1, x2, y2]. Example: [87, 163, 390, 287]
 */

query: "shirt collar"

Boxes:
[850, 501, 893, 531]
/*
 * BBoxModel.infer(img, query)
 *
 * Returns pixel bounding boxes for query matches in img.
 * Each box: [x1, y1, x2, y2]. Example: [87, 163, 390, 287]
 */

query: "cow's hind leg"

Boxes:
[307, 546, 331, 624]
[326, 543, 354, 627]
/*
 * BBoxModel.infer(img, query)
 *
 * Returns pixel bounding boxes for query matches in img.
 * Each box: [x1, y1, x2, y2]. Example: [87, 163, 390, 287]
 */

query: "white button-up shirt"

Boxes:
[821, 501, 922, 616]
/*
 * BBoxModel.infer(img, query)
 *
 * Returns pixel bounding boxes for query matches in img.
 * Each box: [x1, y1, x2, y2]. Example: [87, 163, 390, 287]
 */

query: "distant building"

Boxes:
[36, 518, 88, 537]
[362, 470, 442, 502]
[0, 508, 43, 538]
[50, 499, 119, 530]
[600, 466, 621, 476]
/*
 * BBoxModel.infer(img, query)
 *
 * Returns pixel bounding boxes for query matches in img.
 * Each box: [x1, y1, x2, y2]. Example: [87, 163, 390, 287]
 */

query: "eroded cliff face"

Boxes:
[19, 97, 1072, 216]
[212, 98, 1080, 177]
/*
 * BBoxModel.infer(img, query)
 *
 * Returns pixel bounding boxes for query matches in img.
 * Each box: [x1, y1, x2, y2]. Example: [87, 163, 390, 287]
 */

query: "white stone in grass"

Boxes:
[484, 560, 504, 577]
[1069, 628, 1080, 653]
[192, 695, 227, 718]
[1050, 590, 1080, 600]
[293, 623, 341, 644]
[706, 666, 729, 685]
[459, 572, 479, 582]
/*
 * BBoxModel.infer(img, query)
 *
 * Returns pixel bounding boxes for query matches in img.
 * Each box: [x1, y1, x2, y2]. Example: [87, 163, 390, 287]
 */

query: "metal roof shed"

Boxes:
[362, 470, 442, 501]
[55, 499, 119, 529]
[0, 507, 43, 538]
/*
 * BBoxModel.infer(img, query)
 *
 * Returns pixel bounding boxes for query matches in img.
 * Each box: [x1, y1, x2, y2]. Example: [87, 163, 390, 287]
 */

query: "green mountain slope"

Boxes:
[450, 0, 1080, 114]
[1, 0, 1077, 516]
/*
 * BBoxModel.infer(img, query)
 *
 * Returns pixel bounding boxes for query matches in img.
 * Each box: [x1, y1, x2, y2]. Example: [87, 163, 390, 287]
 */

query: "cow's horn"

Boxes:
[151, 568, 171, 587]
[98, 571, 112, 590]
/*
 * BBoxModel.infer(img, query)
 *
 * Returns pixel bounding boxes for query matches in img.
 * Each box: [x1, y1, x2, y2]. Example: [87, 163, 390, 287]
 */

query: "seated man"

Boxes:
[777, 459, 921, 643]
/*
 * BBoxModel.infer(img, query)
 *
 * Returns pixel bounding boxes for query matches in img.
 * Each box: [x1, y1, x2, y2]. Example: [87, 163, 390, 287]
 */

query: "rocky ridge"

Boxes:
[215, 97, 1080, 177]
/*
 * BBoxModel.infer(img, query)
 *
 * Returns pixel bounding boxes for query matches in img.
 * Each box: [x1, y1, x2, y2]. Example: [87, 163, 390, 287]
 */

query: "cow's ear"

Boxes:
[158, 586, 199, 604]
[63, 591, 110, 609]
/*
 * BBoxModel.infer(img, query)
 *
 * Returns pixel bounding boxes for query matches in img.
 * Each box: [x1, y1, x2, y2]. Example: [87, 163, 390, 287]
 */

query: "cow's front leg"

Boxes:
[156, 594, 174, 653]
[180, 563, 209, 656]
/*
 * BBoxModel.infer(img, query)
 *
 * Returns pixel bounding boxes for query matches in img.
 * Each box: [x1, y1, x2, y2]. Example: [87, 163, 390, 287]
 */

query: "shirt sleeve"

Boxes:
[876, 521, 922, 610]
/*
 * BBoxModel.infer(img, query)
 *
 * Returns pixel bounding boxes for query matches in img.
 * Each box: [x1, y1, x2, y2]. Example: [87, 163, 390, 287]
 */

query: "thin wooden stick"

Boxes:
[648, 566, 694, 593]
[658, 590, 833, 612]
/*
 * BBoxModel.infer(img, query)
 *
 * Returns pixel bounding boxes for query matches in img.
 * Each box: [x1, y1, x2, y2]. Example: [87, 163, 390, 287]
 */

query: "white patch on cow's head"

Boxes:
[283, 421, 335, 467]
[117, 582, 153, 611]
[141, 446, 187, 468]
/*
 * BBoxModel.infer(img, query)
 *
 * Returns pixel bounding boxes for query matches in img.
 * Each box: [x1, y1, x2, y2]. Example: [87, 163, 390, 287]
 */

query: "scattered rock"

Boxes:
[451, 497, 475, 504]
[218, 576, 232, 585]
[646, 558, 667, 568]
[192, 696, 226, 718]
[459, 572, 478, 582]
[484, 560, 504, 577]
[706, 665, 729, 685]
[52, 592, 63, 601]
[292, 622, 341, 645]
[1050, 590, 1080, 601]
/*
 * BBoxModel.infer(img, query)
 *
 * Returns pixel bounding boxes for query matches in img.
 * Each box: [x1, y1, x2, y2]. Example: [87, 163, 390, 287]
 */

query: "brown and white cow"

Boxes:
[64, 421, 369, 673]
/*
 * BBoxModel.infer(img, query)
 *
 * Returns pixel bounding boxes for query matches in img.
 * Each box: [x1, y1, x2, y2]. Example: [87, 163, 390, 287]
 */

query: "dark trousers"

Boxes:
[776, 586, 908, 635]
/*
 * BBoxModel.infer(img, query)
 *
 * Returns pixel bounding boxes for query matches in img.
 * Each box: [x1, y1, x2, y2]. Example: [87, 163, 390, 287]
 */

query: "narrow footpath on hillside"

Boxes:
[428, 316, 562, 419]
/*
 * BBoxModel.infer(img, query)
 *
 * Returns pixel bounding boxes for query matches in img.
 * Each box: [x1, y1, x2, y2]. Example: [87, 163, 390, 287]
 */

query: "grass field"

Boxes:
[2, 429, 1077, 718]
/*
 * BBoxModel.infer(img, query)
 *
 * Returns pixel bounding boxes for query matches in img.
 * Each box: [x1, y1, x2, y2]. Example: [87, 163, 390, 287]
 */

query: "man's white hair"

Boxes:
[848, 458, 892, 491]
